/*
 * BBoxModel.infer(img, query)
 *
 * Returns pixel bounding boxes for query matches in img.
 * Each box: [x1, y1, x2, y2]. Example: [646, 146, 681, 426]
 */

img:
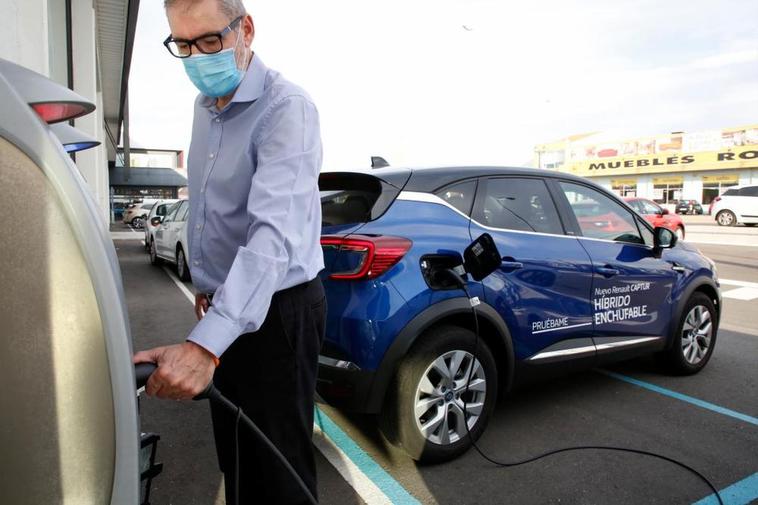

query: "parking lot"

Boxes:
[115, 216, 758, 505]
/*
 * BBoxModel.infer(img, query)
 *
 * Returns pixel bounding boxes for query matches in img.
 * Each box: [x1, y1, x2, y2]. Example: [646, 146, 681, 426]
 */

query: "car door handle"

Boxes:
[596, 265, 620, 277]
[500, 257, 524, 271]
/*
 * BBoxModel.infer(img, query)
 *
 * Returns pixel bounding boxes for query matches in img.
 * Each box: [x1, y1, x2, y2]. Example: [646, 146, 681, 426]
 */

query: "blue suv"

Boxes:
[317, 167, 721, 462]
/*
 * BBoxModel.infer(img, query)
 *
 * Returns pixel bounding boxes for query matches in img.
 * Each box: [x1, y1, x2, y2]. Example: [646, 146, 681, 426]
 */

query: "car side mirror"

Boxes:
[660, 208, 670, 215]
[463, 233, 501, 281]
[150, 216, 163, 227]
[654, 226, 677, 251]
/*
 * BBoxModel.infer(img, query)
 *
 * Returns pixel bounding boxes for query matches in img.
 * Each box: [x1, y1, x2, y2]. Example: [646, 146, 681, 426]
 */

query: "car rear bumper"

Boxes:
[316, 356, 378, 413]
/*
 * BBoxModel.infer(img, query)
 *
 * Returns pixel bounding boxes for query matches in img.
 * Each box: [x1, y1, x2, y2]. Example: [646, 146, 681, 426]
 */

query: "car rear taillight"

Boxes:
[31, 102, 93, 124]
[321, 235, 412, 280]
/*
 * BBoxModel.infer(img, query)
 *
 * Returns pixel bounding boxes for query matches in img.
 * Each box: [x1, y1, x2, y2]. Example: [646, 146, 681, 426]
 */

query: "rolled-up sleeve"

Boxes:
[187, 95, 322, 358]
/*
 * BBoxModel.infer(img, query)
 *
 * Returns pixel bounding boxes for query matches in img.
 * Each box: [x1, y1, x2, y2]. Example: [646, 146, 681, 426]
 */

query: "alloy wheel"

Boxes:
[681, 305, 712, 365]
[414, 350, 487, 445]
[717, 211, 734, 226]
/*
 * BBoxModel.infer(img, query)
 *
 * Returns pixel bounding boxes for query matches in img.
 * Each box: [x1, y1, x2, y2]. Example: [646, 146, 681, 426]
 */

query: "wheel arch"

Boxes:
[364, 297, 515, 413]
[668, 277, 721, 349]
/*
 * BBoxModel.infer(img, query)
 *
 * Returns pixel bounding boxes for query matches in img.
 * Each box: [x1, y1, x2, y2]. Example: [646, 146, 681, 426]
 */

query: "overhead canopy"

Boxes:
[109, 166, 187, 188]
[94, 0, 140, 154]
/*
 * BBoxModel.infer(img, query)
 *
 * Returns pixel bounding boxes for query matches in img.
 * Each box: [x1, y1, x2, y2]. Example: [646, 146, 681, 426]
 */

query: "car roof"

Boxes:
[322, 165, 598, 192]
[402, 165, 597, 192]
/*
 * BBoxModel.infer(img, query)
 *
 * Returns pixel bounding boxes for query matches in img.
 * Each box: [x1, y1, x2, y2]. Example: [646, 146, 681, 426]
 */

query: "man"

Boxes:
[132, 0, 326, 503]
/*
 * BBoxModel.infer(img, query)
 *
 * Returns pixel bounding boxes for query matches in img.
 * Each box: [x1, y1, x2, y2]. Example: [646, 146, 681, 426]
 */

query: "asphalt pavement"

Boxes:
[114, 216, 758, 505]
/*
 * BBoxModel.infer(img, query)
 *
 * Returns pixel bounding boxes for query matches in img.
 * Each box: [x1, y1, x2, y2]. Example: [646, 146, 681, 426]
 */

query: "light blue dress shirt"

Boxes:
[185, 55, 324, 358]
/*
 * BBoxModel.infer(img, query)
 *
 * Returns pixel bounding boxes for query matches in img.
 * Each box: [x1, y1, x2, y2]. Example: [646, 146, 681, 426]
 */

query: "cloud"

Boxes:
[128, 0, 758, 170]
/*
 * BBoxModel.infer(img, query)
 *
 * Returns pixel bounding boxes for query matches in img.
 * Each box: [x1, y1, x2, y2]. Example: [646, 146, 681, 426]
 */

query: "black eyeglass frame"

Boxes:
[163, 16, 243, 58]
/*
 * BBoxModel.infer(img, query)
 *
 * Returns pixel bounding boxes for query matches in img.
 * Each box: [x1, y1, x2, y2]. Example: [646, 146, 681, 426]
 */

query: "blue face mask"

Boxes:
[182, 47, 244, 98]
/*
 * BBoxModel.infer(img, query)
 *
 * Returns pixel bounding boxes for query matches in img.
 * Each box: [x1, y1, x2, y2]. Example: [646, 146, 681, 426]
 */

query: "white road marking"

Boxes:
[312, 425, 393, 505]
[162, 266, 196, 303]
[722, 287, 758, 301]
[720, 278, 758, 289]
[160, 267, 398, 504]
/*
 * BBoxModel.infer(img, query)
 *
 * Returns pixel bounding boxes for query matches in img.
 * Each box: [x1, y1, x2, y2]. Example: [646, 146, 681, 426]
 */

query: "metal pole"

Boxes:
[123, 88, 131, 182]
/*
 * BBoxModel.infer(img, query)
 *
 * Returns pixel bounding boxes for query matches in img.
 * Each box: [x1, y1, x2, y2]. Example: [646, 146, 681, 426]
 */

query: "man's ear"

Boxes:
[244, 14, 255, 46]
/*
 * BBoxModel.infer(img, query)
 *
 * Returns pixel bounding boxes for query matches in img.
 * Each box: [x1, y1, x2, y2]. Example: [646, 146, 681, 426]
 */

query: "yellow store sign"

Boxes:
[564, 145, 758, 177]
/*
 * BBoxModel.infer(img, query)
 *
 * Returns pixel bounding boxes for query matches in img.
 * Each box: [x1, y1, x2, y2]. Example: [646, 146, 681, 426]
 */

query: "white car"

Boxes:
[122, 199, 158, 228]
[143, 199, 180, 251]
[712, 185, 758, 226]
[149, 199, 191, 280]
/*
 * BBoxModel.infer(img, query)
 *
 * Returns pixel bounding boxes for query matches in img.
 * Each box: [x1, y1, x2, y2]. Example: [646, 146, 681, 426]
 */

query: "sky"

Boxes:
[128, 0, 758, 169]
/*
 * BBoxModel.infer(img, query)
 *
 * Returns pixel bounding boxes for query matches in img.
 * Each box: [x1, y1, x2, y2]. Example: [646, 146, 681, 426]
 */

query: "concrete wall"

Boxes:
[0, 0, 111, 224]
[0, 0, 49, 75]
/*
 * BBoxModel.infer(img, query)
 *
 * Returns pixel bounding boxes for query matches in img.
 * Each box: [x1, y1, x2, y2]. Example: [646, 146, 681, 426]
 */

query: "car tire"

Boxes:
[149, 239, 162, 266]
[675, 226, 685, 240]
[176, 246, 191, 282]
[716, 210, 736, 226]
[131, 216, 143, 229]
[658, 292, 717, 375]
[382, 325, 498, 463]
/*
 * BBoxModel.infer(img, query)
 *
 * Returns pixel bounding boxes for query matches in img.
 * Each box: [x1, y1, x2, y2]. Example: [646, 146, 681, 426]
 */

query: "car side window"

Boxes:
[435, 180, 476, 216]
[627, 200, 642, 213]
[641, 200, 662, 215]
[740, 186, 758, 197]
[156, 203, 170, 217]
[163, 202, 181, 223]
[475, 177, 563, 234]
[178, 201, 190, 222]
[636, 217, 654, 247]
[723, 189, 738, 196]
[559, 182, 644, 244]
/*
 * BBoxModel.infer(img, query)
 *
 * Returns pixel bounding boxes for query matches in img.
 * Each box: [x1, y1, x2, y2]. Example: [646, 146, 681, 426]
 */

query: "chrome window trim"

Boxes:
[397, 191, 578, 240]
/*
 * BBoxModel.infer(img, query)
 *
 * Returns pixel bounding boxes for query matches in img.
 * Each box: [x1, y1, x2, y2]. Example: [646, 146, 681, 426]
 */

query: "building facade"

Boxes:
[110, 147, 188, 202]
[535, 125, 758, 207]
[0, 0, 138, 223]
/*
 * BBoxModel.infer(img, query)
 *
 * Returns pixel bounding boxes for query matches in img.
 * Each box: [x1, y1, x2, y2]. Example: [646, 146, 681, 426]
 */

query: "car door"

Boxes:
[470, 176, 596, 365]
[164, 201, 188, 260]
[155, 201, 181, 258]
[554, 180, 677, 355]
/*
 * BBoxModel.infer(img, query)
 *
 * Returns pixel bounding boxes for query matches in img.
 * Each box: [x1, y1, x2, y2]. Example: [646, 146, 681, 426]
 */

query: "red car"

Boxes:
[625, 197, 686, 239]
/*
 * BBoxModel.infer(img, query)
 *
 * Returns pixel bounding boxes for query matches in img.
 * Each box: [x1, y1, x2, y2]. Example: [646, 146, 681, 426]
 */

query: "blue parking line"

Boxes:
[314, 407, 421, 504]
[599, 370, 758, 426]
[692, 472, 758, 505]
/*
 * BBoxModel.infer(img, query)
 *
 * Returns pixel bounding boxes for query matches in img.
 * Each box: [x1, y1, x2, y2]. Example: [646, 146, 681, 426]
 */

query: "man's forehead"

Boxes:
[166, 0, 229, 38]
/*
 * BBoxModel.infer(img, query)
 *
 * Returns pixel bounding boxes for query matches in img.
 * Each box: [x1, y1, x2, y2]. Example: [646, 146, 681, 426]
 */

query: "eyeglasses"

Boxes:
[163, 16, 243, 58]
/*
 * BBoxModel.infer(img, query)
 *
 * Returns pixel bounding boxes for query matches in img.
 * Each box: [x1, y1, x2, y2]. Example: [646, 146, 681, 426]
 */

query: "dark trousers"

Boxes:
[209, 277, 326, 505]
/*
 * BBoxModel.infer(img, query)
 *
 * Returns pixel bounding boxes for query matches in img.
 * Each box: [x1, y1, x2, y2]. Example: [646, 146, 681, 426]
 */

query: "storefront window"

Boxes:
[702, 176, 739, 204]
[653, 184, 683, 205]
[612, 183, 637, 197]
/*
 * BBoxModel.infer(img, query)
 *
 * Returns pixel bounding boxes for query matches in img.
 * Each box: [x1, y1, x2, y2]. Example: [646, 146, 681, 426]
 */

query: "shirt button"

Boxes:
[215, 118, 221, 123]
[209, 153, 215, 159]
[196, 224, 202, 230]
[193, 260, 200, 266]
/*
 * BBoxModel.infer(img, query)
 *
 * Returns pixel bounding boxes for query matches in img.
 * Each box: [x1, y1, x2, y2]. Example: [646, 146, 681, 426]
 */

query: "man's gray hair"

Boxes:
[164, 0, 246, 21]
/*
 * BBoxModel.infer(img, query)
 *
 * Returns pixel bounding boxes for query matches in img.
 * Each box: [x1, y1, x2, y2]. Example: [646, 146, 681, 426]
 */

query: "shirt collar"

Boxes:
[200, 53, 266, 109]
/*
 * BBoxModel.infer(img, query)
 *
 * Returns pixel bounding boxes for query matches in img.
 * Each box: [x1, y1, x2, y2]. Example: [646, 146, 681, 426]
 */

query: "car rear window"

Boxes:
[723, 189, 739, 196]
[141, 202, 155, 210]
[319, 173, 400, 226]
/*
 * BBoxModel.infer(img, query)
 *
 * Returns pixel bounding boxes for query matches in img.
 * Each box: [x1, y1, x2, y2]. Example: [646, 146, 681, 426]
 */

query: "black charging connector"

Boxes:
[434, 267, 724, 505]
